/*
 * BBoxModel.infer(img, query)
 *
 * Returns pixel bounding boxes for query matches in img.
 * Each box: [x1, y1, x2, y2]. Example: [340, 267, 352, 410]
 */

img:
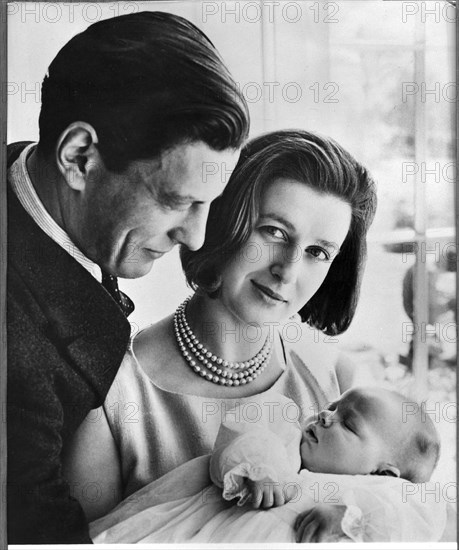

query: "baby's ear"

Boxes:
[374, 464, 401, 478]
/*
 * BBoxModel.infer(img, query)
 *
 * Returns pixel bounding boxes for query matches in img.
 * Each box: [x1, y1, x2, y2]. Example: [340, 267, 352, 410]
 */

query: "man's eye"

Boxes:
[306, 246, 330, 261]
[163, 201, 191, 212]
[261, 226, 287, 241]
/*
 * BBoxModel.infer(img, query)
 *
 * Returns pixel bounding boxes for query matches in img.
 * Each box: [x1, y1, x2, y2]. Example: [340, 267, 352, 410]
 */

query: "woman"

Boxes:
[63, 129, 377, 522]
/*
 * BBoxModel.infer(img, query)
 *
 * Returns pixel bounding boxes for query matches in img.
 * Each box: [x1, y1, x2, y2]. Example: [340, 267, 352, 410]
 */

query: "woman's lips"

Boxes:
[251, 280, 287, 303]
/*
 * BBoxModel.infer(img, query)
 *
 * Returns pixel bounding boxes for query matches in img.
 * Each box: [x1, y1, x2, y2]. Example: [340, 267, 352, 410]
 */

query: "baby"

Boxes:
[219, 386, 440, 542]
[91, 386, 444, 543]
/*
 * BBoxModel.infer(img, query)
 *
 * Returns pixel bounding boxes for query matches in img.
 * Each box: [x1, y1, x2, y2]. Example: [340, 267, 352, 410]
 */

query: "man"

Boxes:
[7, 11, 248, 543]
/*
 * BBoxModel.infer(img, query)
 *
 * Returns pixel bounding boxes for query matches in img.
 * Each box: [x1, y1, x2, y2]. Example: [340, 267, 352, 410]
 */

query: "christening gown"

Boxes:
[90, 391, 446, 543]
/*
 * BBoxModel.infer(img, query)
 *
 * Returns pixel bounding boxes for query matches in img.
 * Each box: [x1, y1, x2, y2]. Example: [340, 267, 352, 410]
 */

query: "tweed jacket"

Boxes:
[7, 142, 131, 543]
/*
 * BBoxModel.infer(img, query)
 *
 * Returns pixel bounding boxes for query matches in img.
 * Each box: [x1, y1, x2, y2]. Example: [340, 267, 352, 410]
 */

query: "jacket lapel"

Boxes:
[7, 165, 131, 401]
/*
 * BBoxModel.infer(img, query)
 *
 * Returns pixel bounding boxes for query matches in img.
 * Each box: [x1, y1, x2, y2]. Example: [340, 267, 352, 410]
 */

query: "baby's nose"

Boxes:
[318, 410, 333, 427]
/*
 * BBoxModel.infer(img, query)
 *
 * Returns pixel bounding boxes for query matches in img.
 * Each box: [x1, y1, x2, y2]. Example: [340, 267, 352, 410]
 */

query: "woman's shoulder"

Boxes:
[130, 313, 183, 381]
[285, 321, 341, 368]
[134, 314, 173, 348]
[281, 322, 341, 406]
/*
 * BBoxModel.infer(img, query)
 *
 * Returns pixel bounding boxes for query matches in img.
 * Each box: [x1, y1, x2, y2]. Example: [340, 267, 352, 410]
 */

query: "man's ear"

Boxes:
[373, 464, 401, 478]
[56, 122, 100, 191]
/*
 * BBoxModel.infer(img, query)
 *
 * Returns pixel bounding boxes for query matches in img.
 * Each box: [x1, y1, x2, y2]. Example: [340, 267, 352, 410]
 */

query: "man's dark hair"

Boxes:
[38, 11, 249, 171]
[181, 130, 377, 335]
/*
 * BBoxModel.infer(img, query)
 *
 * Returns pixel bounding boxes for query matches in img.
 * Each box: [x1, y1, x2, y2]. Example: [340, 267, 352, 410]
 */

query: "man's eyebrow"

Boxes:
[157, 189, 200, 205]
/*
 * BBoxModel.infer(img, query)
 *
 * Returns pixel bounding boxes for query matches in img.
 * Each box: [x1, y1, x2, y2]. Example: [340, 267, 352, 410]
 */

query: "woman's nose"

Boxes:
[270, 245, 302, 284]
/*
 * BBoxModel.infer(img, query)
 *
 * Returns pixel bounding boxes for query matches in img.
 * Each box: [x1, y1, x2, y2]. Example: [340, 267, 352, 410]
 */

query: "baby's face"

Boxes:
[300, 387, 404, 476]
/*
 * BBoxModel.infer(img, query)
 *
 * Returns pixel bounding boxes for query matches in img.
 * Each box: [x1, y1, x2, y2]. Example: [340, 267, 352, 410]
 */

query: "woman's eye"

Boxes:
[261, 226, 287, 240]
[306, 246, 330, 261]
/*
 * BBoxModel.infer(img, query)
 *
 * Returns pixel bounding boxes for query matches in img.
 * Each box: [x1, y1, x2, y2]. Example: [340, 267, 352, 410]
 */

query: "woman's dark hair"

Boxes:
[181, 130, 377, 335]
[38, 11, 249, 171]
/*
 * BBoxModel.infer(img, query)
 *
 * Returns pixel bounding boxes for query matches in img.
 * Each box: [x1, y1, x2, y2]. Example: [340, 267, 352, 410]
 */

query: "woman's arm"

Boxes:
[62, 406, 123, 522]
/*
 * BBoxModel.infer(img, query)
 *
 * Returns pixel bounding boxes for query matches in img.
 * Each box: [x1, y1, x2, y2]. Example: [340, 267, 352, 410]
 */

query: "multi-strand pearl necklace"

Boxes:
[173, 297, 272, 386]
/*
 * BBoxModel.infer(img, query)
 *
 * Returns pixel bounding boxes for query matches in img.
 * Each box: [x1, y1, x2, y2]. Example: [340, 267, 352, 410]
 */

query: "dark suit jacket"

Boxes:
[7, 142, 131, 543]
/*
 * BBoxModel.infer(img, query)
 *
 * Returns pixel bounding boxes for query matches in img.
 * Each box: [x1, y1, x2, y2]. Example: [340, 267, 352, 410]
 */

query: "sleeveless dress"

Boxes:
[103, 330, 341, 499]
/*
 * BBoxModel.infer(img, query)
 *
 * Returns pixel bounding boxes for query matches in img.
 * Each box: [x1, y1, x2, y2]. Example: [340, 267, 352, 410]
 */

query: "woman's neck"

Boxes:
[185, 293, 275, 363]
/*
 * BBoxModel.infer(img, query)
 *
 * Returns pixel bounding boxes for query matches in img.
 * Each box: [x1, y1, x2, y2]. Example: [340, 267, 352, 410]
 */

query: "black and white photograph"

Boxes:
[3, 0, 457, 546]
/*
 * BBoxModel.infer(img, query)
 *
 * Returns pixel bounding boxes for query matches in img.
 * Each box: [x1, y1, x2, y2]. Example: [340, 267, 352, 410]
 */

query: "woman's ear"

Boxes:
[373, 464, 401, 478]
[55, 122, 100, 191]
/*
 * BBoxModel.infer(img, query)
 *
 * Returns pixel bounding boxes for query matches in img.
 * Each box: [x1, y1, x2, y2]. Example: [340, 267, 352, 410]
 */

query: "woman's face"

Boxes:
[218, 178, 352, 327]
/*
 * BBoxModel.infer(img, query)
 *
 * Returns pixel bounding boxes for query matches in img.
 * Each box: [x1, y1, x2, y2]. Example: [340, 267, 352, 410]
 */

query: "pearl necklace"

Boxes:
[173, 297, 272, 386]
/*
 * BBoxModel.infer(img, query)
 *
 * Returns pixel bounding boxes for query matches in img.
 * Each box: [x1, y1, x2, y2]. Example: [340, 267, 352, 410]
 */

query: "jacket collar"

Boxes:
[7, 143, 131, 400]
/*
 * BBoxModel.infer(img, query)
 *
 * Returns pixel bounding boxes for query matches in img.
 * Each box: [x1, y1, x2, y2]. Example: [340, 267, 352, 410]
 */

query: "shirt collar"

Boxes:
[8, 143, 102, 283]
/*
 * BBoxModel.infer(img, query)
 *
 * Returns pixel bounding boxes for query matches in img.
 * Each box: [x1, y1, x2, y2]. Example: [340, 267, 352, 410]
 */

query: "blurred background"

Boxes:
[8, 1, 455, 491]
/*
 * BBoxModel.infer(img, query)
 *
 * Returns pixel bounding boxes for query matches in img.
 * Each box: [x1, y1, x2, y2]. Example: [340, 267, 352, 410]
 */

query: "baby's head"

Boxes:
[301, 386, 440, 483]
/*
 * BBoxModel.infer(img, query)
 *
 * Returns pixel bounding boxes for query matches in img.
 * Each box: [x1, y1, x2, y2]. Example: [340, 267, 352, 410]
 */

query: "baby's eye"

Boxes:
[343, 418, 356, 434]
[306, 246, 330, 261]
[260, 226, 287, 241]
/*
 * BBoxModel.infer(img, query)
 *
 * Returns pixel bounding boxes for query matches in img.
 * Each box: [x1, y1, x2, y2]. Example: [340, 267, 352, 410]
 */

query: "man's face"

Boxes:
[74, 141, 240, 278]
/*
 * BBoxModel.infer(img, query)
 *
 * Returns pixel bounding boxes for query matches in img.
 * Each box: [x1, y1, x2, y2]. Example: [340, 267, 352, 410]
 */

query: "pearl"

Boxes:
[173, 296, 272, 387]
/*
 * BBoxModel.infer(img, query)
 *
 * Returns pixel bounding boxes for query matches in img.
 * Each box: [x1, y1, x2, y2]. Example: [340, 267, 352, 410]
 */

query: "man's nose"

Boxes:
[174, 205, 210, 251]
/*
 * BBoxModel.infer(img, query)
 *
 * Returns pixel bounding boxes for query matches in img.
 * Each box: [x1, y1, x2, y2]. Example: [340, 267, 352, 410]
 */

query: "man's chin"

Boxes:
[113, 259, 157, 279]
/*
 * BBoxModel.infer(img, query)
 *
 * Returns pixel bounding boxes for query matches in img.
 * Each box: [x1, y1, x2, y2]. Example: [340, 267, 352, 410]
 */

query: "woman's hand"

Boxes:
[294, 504, 347, 542]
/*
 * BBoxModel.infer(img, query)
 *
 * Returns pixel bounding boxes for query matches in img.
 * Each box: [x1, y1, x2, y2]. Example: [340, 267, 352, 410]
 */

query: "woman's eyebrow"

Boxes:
[259, 213, 295, 232]
[259, 214, 341, 253]
[317, 239, 342, 255]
